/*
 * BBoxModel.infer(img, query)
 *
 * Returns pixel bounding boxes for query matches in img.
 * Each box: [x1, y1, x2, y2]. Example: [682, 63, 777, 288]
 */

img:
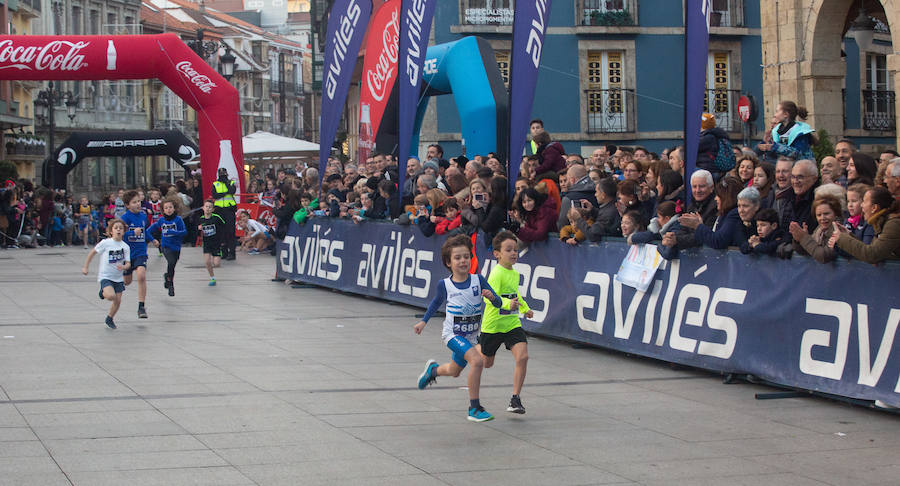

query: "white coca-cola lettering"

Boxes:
[365, 9, 399, 102]
[175, 61, 217, 94]
[0, 40, 90, 71]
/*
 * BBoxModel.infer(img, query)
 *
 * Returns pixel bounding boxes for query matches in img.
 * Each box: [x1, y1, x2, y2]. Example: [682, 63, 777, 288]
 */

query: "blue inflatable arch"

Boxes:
[379, 36, 508, 162]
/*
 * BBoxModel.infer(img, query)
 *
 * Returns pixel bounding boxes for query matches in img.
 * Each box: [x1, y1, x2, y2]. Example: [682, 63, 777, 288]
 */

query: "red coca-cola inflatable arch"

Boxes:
[0, 34, 243, 199]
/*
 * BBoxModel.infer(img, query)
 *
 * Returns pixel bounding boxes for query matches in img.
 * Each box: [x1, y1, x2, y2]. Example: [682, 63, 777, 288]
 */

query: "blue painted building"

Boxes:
[842, 23, 896, 151]
[419, 0, 765, 158]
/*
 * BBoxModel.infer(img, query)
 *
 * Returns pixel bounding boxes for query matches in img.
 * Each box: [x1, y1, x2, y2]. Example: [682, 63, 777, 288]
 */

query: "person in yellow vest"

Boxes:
[212, 168, 237, 261]
[528, 119, 543, 155]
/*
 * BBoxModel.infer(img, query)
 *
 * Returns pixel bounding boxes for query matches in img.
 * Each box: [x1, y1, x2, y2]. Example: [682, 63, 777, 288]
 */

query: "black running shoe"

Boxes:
[507, 395, 525, 414]
[137, 306, 148, 319]
[105, 316, 116, 329]
[168, 285, 174, 297]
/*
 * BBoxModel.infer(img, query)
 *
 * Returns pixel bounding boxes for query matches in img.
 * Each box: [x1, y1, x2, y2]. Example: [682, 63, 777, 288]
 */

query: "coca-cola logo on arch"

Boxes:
[176, 61, 217, 94]
[0, 40, 91, 71]
[365, 9, 399, 102]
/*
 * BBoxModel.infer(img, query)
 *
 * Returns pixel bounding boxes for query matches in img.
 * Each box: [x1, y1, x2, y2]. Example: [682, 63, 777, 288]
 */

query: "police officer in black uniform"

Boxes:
[211, 168, 237, 260]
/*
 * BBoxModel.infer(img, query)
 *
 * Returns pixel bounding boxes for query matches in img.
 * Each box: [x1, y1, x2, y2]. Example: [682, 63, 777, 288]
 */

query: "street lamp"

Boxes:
[219, 45, 236, 81]
[848, 0, 876, 52]
[33, 81, 76, 190]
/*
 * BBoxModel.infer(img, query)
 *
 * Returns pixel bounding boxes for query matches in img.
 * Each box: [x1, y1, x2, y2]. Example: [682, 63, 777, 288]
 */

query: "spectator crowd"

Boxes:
[3, 100, 899, 266]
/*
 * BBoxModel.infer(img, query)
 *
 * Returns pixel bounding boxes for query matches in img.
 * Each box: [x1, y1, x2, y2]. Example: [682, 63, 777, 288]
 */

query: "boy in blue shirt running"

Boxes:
[413, 235, 514, 422]
[121, 190, 154, 318]
[148, 198, 187, 297]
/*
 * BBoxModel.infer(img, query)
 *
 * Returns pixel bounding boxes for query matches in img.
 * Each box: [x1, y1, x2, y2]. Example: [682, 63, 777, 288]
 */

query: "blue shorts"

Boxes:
[447, 335, 474, 368]
[99, 279, 125, 299]
[123, 255, 147, 276]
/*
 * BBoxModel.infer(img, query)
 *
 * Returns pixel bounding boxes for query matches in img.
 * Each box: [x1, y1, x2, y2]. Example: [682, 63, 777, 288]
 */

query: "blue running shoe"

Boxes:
[208, 278, 216, 286]
[417, 359, 438, 389]
[467, 406, 494, 422]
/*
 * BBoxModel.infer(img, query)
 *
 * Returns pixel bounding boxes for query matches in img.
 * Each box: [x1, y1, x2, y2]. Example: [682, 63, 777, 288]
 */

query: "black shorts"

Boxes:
[478, 327, 527, 357]
[123, 255, 147, 276]
[203, 242, 222, 256]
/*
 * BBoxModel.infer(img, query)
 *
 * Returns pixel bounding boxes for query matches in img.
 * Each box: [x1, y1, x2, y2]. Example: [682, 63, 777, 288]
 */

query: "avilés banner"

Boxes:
[397, 0, 437, 193]
[358, 0, 400, 164]
[276, 219, 900, 408]
[319, 0, 373, 185]
[507, 0, 552, 200]
[683, 0, 711, 204]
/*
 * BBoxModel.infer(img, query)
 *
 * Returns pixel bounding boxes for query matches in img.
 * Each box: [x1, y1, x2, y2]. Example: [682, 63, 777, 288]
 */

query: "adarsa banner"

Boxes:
[276, 219, 900, 408]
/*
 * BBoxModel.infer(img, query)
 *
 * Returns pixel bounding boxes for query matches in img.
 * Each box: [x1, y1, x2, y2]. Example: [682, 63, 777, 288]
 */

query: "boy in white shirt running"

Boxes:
[82, 219, 131, 329]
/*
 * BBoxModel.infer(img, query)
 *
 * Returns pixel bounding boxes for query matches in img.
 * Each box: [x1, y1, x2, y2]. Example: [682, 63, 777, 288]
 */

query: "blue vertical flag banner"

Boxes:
[507, 0, 552, 200]
[683, 0, 711, 205]
[397, 0, 437, 200]
[319, 0, 373, 187]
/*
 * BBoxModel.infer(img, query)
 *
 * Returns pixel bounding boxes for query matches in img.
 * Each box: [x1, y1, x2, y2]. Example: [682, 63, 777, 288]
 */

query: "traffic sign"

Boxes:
[738, 95, 751, 122]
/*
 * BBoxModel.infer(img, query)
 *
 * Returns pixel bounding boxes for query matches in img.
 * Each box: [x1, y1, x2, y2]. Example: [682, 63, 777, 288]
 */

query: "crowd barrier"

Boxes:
[275, 219, 900, 407]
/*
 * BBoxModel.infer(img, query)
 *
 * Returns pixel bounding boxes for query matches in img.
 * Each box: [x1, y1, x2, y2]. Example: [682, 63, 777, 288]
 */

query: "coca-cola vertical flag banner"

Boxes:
[0, 35, 243, 199]
[507, 0, 552, 200]
[319, 0, 373, 184]
[684, 0, 711, 205]
[397, 0, 436, 195]
[358, 0, 400, 166]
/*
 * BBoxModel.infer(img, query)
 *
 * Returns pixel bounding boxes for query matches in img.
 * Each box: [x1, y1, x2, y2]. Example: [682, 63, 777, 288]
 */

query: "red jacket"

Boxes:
[435, 213, 462, 235]
[534, 141, 566, 175]
[517, 199, 558, 243]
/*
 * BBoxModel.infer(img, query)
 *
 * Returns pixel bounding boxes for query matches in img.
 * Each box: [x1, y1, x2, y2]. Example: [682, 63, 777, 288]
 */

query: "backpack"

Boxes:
[714, 136, 736, 172]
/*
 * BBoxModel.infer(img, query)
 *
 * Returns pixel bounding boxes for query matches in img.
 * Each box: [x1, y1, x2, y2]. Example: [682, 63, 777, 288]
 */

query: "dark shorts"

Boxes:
[99, 279, 125, 299]
[478, 327, 528, 357]
[123, 255, 147, 276]
[203, 242, 222, 256]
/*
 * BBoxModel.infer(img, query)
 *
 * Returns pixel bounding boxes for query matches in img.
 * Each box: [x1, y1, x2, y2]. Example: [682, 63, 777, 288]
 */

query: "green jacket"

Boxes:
[292, 198, 318, 224]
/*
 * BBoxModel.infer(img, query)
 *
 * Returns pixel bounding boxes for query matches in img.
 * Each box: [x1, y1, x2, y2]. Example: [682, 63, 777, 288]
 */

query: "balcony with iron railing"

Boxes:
[577, 0, 638, 26]
[708, 0, 744, 28]
[585, 88, 635, 134]
[270, 79, 285, 95]
[862, 90, 896, 131]
[704, 88, 742, 132]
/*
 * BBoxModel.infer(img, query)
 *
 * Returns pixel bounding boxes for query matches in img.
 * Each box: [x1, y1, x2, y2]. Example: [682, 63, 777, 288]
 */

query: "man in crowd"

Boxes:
[833, 139, 854, 187]
[885, 159, 900, 199]
[528, 118, 543, 155]
[772, 157, 794, 207]
[589, 147, 607, 171]
[464, 160, 484, 182]
[777, 159, 819, 234]
[668, 147, 685, 177]
[879, 150, 899, 167]
[426, 144, 447, 167]
[557, 164, 599, 230]
[403, 157, 422, 204]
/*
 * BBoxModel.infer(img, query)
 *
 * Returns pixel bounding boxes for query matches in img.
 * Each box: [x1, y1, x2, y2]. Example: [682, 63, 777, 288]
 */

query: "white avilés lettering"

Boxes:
[480, 259, 555, 323]
[0, 40, 90, 71]
[175, 61, 217, 94]
[325, 0, 362, 100]
[357, 231, 432, 298]
[366, 9, 400, 102]
[404, 0, 427, 86]
[525, 0, 549, 68]
[575, 260, 746, 360]
[278, 224, 343, 281]
[799, 299, 900, 391]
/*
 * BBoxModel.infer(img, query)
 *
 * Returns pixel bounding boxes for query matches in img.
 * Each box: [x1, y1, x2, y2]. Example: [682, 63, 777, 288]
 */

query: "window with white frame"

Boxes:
[864, 53, 895, 131]
[704, 52, 734, 131]
[586, 50, 630, 133]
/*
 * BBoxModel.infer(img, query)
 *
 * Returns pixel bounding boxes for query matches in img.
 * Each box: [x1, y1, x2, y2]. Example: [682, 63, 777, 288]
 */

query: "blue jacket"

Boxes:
[770, 121, 815, 161]
[121, 210, 151, 258]
[631, 215, 683, 260]
[147, 214, 187, 252]
[740, 227, 785, 256]
[693, 208, 754, 249]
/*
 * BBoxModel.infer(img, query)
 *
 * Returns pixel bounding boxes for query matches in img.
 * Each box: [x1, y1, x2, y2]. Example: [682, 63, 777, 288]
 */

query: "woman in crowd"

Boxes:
[847, 152, 877, 187]
[830, 186, 900, 263]
[514, 178, 531, 198]
[462, 177, 508, 243]
[511, 187, 557, 244]
[791, 195, 842, 263]
[623, 160, 644, 183]
[753, 162, 776, 208]
[756, 100, 817, 161]
[678, 177, 749, 249]
[645, 161, 669, 198]
[655, 169, 684, 215]
[732, 156, 758, 187]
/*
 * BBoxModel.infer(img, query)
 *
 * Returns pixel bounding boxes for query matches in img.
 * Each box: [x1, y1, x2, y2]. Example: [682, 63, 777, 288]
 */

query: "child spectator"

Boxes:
[81, 218, 130, 329]
[559, 207, 593, 245]
[620, 210, 644, 240]
[50, 209, 64, 246]
[199, 199, 225, 286]
[413, 235, 507, 422]
[754, 162, 776, 208]
[630, 201, 681, 248]
[238, 211, 273, 255]
[413, 194, 437, 237]
[790, 194, 842, 263]
[844, 183, 874, 244]
[741, 207, 785, 255]
[435, 198, 462, 235]
[480, 231, 534, 414]
[147, 198, 187, 296]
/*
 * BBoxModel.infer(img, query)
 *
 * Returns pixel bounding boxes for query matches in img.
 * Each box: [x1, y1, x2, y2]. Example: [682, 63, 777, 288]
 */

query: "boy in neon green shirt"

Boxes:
[479, 231, 534, 414]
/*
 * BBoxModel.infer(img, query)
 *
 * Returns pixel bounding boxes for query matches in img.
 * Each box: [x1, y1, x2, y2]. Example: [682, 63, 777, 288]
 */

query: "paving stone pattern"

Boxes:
[0, 247, 898, 485]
